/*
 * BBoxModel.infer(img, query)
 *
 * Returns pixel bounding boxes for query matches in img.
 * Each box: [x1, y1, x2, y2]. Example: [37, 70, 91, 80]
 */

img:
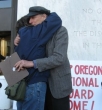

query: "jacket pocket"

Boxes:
[58, 67, 69, 77]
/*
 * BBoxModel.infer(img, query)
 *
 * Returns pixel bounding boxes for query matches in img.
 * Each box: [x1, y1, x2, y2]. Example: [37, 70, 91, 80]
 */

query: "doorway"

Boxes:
[0, 31, 11, 75]
[0, 31, 11, 57]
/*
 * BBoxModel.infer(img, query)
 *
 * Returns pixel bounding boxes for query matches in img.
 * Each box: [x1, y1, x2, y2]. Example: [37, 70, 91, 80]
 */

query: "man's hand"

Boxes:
[14, 34, 20, 46]
[14, 60, 34, 71]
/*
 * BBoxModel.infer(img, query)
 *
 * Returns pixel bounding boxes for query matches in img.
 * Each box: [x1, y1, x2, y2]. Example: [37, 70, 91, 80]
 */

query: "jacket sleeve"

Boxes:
[36, 27, 69, 72]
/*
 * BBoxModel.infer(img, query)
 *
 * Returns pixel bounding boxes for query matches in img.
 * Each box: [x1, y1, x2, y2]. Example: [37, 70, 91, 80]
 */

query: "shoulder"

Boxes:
[55, 26, 68, 36]
[54, 26, 68, 38]
[58, 26, 67, 32]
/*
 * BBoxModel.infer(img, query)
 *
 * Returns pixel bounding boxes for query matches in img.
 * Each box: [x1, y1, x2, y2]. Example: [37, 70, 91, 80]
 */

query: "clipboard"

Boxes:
[0, 52, 29, 86]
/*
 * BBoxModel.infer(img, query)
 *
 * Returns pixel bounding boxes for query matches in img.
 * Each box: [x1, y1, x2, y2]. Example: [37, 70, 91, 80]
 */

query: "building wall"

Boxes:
[17, 0, 102, 61]
[0, 8, 12, 31]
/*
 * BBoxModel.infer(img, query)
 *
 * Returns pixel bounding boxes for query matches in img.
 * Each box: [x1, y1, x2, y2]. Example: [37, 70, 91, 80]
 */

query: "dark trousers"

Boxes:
[44, 85, 70, 110]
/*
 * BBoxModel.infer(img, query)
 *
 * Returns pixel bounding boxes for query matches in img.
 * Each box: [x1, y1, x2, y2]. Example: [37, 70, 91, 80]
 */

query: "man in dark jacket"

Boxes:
[14, 6, 72, 110]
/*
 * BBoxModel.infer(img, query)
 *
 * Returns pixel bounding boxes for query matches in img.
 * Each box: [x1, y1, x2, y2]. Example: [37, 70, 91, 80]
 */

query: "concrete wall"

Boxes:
[17, 0, 102, 61]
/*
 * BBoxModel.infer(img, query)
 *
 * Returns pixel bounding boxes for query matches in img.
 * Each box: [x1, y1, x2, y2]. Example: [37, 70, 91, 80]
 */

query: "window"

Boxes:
[0, 31, 11, 57]
[0, 0, 11, 8]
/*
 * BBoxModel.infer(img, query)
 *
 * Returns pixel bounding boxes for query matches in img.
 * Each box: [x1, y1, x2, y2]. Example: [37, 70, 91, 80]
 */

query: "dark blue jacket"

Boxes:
[15, 12, 62, 85]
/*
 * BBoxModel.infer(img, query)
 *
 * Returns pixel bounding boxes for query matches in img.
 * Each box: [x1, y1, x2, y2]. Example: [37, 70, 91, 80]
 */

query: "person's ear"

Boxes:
[42, 14, 47, 20]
